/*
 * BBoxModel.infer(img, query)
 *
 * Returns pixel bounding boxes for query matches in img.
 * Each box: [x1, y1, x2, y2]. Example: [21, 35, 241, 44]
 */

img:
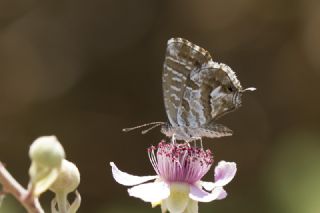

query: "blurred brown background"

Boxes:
[0, 0, 320, 212]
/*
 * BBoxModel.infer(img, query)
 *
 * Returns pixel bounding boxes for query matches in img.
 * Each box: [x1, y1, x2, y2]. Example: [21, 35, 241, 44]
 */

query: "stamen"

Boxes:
[147, 141, 213, 184]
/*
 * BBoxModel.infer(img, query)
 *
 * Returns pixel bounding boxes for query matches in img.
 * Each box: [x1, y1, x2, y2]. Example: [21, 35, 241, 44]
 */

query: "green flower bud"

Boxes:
[50, 160, 81, 213]
[29, 136, 65, 168]
[50, 159, 80, 194]
[28, 136, 65, 196]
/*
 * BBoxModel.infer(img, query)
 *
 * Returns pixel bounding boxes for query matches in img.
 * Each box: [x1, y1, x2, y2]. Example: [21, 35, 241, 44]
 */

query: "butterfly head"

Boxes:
[160, 123, 173, 137]
[236, 87, 256, 106]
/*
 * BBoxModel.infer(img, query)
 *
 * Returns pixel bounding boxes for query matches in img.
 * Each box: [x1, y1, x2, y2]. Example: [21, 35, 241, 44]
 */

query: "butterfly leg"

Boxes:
[171, 134, 176, 144]
[196, 137, 203, 149]
[191, 137, 203, 149]
[199, 137, 203, 149]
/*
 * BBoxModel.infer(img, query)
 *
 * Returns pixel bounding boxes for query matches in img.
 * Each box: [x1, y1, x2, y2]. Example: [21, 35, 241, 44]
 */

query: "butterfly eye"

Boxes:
[227, 86, 233, 92]
[193, 60, 201, 67]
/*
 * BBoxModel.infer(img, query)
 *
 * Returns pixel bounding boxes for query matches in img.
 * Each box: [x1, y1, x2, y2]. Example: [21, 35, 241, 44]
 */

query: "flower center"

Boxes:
[148, 141, 213, 184]
[165, 182, 190, 213]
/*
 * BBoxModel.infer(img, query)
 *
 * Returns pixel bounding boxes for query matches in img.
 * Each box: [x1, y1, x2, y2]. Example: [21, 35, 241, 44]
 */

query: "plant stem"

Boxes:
[56, 191, 68, 213]
[0, 162, 44, 213]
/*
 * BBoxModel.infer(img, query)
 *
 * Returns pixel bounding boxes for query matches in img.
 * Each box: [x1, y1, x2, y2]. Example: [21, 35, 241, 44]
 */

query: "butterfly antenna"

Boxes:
[242, 87, 256, 92]
[122, 122, 165, 133]
[141, 123, 164, 134]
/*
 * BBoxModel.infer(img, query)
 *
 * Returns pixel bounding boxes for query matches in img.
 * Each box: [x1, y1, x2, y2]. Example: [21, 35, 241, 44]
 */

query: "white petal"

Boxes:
[189, 185, 227, 202]
[214, 161, 237, 187]
[128, 181, 170, 202]
[110, 162, 157, 186]
[200, 181, 215, 191]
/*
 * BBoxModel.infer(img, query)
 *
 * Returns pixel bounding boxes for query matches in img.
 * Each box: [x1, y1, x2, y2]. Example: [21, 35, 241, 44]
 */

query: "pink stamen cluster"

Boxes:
[148, 141, 213, 184]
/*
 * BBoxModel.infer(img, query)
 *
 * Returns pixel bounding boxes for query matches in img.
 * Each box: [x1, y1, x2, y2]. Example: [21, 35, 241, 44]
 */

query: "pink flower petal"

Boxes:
[189, 185, 227, 202]
[110, 162, 157, 186]
[128, 181, 170, 202]
[214, 161, 237, 187]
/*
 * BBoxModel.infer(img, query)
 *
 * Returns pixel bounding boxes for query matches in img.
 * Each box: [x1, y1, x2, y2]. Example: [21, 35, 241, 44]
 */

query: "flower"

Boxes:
[110, 141, 237, 213]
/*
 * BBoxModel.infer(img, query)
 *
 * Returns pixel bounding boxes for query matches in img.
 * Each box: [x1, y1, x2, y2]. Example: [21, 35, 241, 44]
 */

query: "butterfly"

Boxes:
[124, 38, 255, 142]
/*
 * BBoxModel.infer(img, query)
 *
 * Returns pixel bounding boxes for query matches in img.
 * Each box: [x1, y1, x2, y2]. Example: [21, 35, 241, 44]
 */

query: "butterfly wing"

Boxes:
[189, 62, 245, 137]
[163, 38, 247, 139]
[176, 60, 242, 138]
[162, 38, 212, 127]
[193, 62, 243, 123]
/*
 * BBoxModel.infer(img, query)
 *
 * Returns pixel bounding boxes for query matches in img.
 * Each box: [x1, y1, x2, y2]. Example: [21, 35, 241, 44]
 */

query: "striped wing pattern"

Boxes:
[163, 38, 212, 127]
[162, 38, 244, 140]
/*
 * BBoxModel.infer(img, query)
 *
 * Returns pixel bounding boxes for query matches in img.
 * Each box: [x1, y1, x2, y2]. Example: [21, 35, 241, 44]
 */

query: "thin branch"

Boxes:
[0, 162, 44, 213]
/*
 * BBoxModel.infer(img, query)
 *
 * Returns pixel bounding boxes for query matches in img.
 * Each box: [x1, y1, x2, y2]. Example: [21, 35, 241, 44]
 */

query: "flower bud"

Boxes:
[28, 136, 65, 196]
[50, 160, 81, 213]
[29, 136, 65, 168]
[50, 159, 80, 194]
